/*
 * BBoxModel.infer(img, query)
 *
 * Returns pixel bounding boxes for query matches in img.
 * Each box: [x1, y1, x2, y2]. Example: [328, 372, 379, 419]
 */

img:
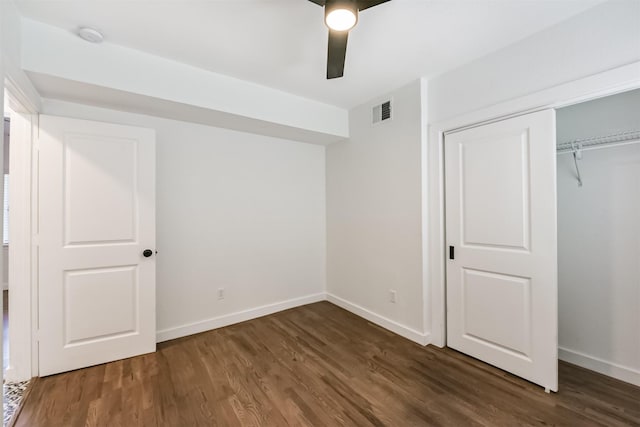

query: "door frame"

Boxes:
[426, 61, 640, 348]
[4, 69, 41, 381]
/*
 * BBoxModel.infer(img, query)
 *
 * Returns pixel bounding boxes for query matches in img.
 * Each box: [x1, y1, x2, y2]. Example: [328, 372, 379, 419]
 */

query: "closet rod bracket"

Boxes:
[572, 142, 583, 187]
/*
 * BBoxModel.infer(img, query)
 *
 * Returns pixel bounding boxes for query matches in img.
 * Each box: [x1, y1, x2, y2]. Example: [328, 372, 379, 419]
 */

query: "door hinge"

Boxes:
[449, 245, 455, 260]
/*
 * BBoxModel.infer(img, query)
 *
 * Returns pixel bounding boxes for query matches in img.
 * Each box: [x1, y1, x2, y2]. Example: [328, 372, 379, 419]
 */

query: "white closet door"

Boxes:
[445, 109, 558, 391]
[38, 115, 156, 376]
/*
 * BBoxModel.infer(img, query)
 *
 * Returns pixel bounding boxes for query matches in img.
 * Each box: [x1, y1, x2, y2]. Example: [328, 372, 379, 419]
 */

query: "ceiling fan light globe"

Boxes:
[325, 8, 357, 31]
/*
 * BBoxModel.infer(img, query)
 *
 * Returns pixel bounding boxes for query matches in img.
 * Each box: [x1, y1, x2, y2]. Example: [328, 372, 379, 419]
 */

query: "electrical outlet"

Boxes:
[389, 289, 397, 303]
[218, 288, 225, 300]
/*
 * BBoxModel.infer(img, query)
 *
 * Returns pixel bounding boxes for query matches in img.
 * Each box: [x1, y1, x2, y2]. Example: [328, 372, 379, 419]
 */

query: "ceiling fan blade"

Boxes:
[327, 29, 348, 79]
[307, 0, 325, 6]
[357, 0, 391, 11]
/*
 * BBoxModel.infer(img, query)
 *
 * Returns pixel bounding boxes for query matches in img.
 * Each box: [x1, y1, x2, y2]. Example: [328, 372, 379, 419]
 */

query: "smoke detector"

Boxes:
[77, 27, 104, 43]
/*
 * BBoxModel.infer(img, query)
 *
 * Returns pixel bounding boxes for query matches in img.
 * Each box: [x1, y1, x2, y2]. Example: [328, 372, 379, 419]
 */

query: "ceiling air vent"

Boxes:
[372, 100, 392, 125]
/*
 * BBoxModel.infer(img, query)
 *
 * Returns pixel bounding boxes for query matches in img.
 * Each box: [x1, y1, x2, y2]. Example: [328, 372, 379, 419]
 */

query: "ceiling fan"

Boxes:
[307, 0, 391, 79]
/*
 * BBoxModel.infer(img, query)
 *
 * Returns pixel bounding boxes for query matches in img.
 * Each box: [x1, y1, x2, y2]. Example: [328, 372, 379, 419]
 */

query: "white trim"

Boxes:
[3, 68, 41, 382]
[4, 59, 42, 114]
[428, 128, 447, 348]
[326, 293, 431, 346]
[30, 114, 40, 378]
[427, 61, 640, 348]
[419, 77, 431, 341]
[436, 62, 640, 134]
[6, 110, 36, 382]
[156, 293, 326, 343]
[559, 347, 640, 387]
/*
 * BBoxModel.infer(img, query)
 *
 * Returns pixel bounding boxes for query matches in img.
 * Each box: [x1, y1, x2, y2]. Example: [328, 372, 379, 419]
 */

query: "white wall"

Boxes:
[2, 0, 40, 111]
[42, 99, 327, 341]
[557, 89, 640, 142]
[13, 0, 640, 372]
[326, 80, 427, 343]
[557, 144, 640, 385]
[557, 91, 640, 385]
[22, 19, 348, 143]
[1, 0, 20, 67]
[428, 0, 640, 123]
[425, 0, 640, 348]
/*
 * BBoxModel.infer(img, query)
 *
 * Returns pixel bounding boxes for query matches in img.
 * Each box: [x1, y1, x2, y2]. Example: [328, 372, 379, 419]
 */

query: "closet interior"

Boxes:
[556, 88, 640, 387]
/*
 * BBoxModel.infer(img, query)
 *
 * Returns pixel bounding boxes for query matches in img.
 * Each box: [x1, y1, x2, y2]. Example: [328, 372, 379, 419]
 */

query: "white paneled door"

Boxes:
[445, 110, 558, 391]
[38, 115, 156, 376]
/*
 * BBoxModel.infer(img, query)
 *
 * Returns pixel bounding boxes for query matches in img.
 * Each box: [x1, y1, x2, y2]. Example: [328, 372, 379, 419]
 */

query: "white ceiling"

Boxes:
[16, 0, 604, 109]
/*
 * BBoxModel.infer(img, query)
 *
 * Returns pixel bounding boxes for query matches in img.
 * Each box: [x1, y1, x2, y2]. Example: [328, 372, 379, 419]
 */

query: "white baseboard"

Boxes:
[326, 293, 430, 346]
[3, 366, 16, 382]
[3, 366, 31, 383]
[156, 293, 326, 343]
[3, 282, 7, 291]
[559, 346, 640, 387]
[157, 292, 431, 347]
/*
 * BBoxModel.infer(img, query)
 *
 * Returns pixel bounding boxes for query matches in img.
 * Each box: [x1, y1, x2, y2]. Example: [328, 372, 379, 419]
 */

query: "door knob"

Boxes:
[143, 249, 154, 258]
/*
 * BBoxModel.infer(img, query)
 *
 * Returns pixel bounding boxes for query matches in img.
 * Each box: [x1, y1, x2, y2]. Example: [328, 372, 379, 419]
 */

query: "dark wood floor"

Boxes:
[15, 302, 640, 426]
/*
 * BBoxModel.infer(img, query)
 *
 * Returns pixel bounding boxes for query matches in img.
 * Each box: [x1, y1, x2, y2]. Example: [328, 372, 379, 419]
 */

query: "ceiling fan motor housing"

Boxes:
[324, 0, 359, 31]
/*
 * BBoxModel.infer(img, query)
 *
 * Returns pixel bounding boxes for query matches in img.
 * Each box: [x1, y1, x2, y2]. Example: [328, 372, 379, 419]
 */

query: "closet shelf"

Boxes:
[557, 129, 640, 153]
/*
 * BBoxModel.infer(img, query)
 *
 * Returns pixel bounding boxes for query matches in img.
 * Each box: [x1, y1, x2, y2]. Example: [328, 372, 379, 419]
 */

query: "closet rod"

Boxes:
[557, 129, 640, 153]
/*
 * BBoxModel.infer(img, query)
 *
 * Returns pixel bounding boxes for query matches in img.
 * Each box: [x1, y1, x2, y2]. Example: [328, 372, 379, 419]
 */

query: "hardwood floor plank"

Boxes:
[15, 302, 640, 426]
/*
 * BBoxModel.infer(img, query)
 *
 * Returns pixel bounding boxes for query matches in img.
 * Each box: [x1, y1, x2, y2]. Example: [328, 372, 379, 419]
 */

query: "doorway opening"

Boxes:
[2, 86, 34, 427]
[555, 88, 640, 387]
[440, 88, 640, 393]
